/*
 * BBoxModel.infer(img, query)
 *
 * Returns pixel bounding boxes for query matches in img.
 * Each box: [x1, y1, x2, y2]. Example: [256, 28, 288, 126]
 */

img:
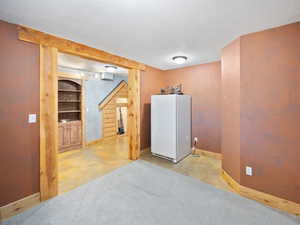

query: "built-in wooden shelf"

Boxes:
[58, 100, 81, 103]
[59, 110, 81, 113]
[58, 79, 82, 152]
[58, 89, 81, 92]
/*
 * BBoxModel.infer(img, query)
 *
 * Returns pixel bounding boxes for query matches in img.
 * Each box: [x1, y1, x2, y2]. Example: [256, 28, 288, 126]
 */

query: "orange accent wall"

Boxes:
[222, 21, 300, 203]
[240, 22, 300, 203]
[140, 66, 165, 150]
[0, 20, 40, 206]
[164, 62, 222, 153]
[221, 38, 241, 182]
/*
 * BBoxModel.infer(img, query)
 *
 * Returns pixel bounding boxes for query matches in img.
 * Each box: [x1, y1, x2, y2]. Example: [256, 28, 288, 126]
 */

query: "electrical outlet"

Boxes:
[28, 114, 37, 123]
[246, 166, 253, 176]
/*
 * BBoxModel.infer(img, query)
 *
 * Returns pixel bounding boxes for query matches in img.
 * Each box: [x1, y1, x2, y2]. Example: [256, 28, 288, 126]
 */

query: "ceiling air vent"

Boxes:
[101, 72, 114, 81]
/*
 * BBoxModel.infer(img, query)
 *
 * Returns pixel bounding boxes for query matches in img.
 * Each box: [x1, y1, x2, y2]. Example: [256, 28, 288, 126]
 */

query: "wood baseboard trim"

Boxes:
[140, 147, 151, 154]
[221, 170, 240, 192]
[0, 193, 41, 221]
[86, 136, 121, 147]
[195, 149, 222, 160]
[86, 138, 103, 147]
[59, 144, 82, 153]
[221, 169, 300, 216]
[142, 148, 222, 159]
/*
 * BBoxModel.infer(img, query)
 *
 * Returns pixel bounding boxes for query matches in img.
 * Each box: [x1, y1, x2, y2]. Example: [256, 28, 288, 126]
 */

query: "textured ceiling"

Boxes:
[0, 0, 300, 69]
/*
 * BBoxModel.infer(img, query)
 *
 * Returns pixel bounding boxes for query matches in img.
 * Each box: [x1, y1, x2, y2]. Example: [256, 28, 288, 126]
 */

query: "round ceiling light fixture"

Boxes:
[105, 65, 117, 73]
[172, 56, 188, 64]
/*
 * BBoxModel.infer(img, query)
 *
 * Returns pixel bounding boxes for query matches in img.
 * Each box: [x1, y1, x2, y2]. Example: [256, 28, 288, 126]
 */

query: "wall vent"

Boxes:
[101, 72, 114, 81]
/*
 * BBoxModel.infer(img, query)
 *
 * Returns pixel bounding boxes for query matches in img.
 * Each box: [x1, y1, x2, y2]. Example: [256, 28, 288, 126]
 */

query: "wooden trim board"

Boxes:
[221, 170, 240, 192]
[0, 193, 40, 221]
[141, 148, 221, 159]
[81, 79, 86, 147]
[58, 143, 82, 153]
[99, 81, 127, 109]
[40, 46, 59, 201]
[86, 138, 104, 147]
[140, 147, 151, 154]
[86, 136, 120, 147]
[58, 72, 84, 80]
[221, 169, 300, 216]
[239, 185, 300, 216]
[18, 26, 145, 70]
[195, 149, 222, 160]
[127, 69, 141, 160]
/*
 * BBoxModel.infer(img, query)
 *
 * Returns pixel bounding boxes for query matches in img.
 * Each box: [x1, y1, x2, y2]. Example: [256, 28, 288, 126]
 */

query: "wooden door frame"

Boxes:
[18, 26, 143, 201]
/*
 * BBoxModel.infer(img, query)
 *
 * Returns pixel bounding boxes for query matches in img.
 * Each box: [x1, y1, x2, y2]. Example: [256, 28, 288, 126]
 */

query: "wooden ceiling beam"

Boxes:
[17, 26, 146, 71]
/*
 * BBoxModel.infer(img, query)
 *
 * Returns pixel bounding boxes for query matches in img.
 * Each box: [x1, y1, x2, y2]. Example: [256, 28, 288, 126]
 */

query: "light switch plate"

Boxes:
[246, 166, 253, 176]
[28, 114, 37, 123]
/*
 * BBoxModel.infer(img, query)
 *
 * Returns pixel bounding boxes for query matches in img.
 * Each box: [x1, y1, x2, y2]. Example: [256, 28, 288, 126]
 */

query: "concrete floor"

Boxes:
[140, 150, 230, 192]
[58, 136, 131, 193]
[58, 135, 229, 194]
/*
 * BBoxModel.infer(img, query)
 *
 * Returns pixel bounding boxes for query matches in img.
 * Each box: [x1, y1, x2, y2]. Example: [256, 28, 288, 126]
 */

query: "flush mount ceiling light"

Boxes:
[172, 56, 188, 64]
[104, 65, 117, 73]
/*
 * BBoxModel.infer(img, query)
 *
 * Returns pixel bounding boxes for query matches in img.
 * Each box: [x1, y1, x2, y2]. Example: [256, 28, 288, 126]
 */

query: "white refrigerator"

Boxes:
[151, 95, 192, 163]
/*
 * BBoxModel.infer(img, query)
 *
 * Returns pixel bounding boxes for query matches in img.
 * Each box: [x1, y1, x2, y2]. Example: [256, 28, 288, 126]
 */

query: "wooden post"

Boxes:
[127, 69, 141, 160]
[18, 26, 145, 71]
[81, 79, 86, 147]
[40, 46, 58, 201]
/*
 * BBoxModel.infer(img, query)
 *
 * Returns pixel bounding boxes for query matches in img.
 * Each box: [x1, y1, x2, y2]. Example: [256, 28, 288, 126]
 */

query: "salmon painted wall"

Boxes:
[240, 22, 300, 203]
[0, 20, 40, 206]
[140, 66, 165, 150]
[221, 38, 241, 182]
[164, 62, 221, 153]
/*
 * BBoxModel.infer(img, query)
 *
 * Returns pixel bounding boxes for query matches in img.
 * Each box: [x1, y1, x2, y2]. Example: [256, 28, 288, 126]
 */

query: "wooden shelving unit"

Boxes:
[58, 100, 81, 103]
[58, 89, 81, 92]
[59, 110, 81, 113]
[58, 80, 81, 121]
[58, 79, 82, 152]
